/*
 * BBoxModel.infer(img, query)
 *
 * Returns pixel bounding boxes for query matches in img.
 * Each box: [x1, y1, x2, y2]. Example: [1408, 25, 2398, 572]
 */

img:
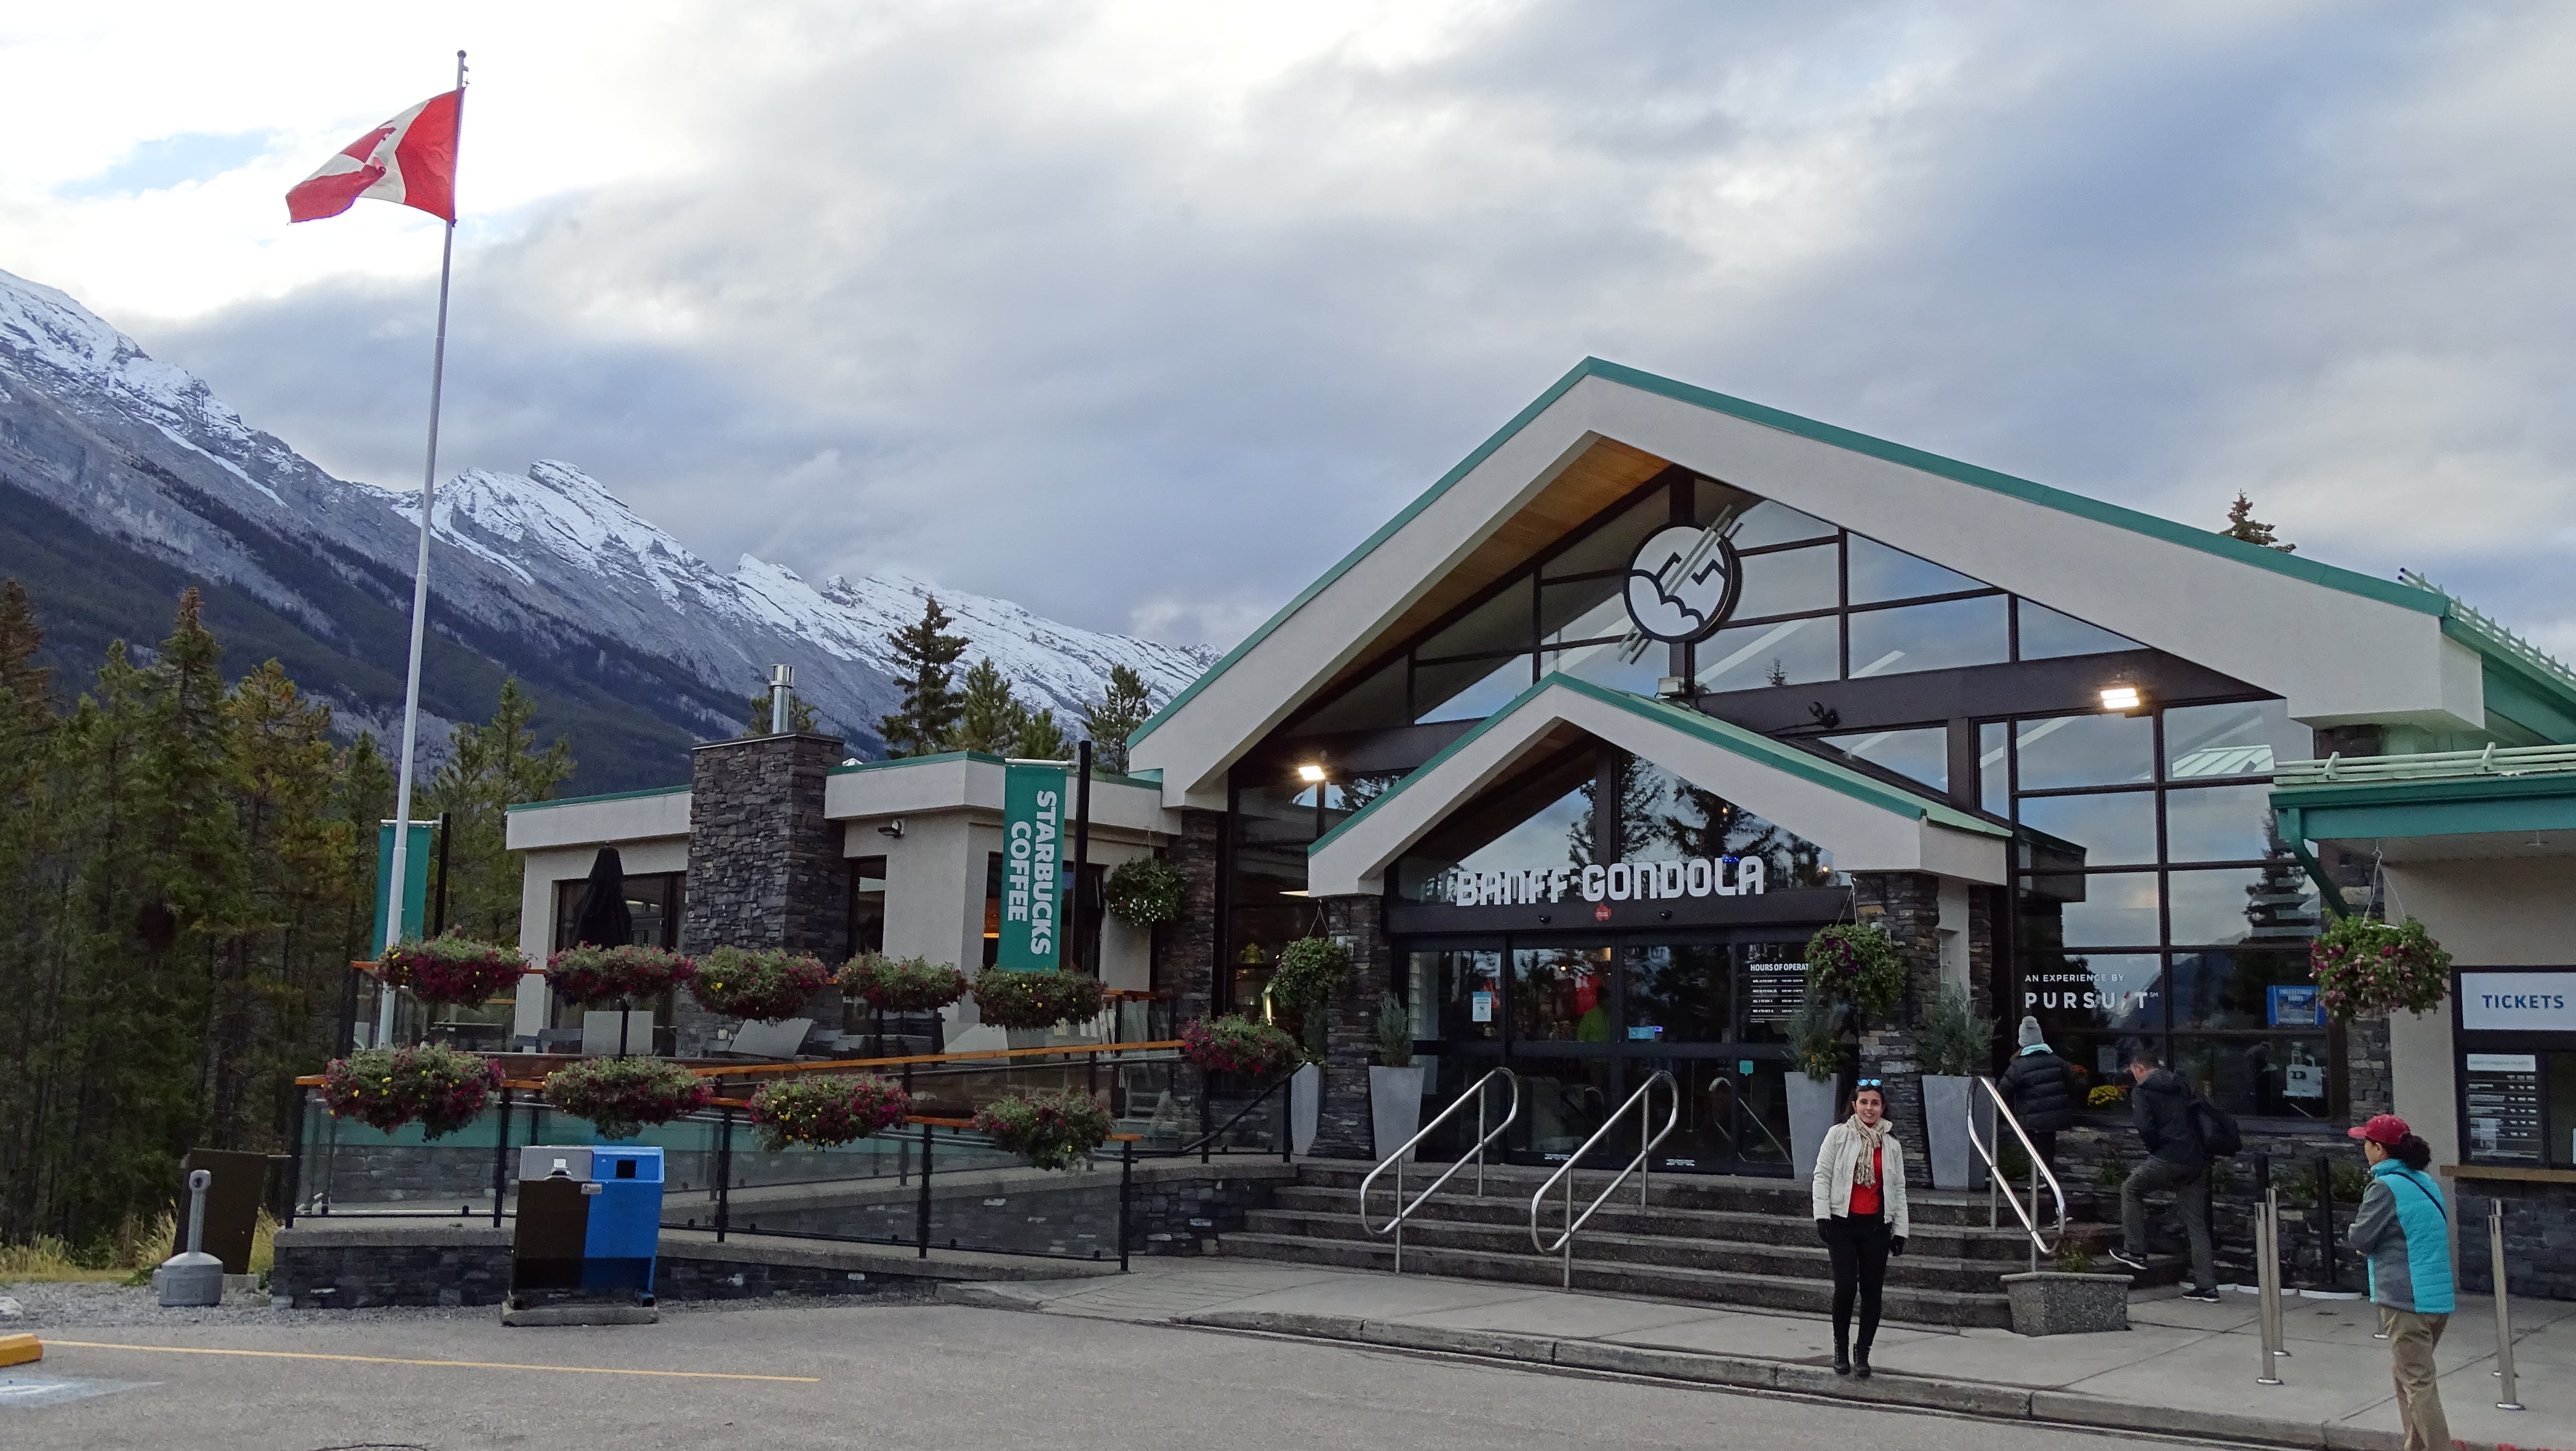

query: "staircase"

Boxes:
[1220, 1160, 2174, 1329]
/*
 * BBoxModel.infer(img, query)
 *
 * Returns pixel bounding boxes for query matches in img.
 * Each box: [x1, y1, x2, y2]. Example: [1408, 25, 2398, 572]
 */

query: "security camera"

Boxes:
[878, 819, 904, 839]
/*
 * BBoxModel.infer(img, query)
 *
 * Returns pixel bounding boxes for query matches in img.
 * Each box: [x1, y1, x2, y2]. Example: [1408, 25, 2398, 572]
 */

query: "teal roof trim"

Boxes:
[1130, 356, 2446, 754]
[1308, 672, 2006, 860]
[506, 784, 689, 814]
[827, 752, 1168, 791]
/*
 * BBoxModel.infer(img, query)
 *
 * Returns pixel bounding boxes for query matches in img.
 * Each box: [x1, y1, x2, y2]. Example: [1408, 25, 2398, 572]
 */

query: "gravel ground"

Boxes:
[0, 1280, 930, 1330]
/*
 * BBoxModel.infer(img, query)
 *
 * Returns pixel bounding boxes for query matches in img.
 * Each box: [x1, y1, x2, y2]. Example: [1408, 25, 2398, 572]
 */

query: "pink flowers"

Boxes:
[378, 934, 530, 1007]
[1180, 1014, 1302, 1078]
[692, 947, 833, 1022]
[972, 1090, 1115, 1171]
[546, 945, 695, 1007]
[540, 1056, 714, 1139]
[838, 954, 970, 1014]
[748, 1074, 913, 1151]
[2310, 917, 2452, 1019]
[321, 1044, 501, 1139]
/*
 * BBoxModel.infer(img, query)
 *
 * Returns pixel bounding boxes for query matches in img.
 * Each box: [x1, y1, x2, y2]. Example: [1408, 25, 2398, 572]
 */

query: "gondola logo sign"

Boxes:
[1624, 524, 1742, 644]
[998, 761, 1068, 971]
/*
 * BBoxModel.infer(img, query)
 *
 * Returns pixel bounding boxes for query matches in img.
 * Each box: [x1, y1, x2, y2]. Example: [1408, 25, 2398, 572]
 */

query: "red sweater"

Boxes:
[1849, 1148, 1883, 1217]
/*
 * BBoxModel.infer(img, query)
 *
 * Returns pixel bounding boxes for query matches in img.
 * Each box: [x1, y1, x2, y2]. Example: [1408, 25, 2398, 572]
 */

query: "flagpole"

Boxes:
[378, 49, 468, 1047]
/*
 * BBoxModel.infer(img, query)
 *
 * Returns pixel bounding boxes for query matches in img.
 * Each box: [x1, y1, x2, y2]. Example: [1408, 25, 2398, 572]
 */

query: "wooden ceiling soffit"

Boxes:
[1308, 436, 1674, 702]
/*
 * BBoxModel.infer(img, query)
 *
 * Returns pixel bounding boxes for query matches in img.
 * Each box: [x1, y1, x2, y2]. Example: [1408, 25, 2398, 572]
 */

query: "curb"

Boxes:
[1164, 1308, 2458, 1451]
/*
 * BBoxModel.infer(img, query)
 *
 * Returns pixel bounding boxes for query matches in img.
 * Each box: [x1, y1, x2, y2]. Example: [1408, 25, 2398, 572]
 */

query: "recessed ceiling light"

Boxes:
[1295, 763, 1328, 783]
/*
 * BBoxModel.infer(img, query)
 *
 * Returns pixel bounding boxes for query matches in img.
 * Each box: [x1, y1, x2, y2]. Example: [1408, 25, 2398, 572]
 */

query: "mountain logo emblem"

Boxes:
[1622, 525, 1742, 644]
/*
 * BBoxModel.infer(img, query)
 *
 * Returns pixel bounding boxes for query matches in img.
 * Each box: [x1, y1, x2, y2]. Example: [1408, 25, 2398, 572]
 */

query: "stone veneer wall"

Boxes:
[1313, 893, 1391, 1160]
[1164, 808, 1224, 1029]
[2453, 1178, 2576, 1300]
[678, 732, 847, 1054]
[1851, 871, 1945, 1189]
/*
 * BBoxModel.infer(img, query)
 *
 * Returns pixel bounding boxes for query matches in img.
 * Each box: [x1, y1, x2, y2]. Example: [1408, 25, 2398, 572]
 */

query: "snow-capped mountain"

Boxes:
[0, 266, 1212, 788]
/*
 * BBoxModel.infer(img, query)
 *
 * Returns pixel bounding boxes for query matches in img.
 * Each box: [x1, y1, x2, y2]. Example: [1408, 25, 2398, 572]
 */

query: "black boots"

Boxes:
[1833, 1340, 1852, 1376]
[1852, 1346, 1873, 1379]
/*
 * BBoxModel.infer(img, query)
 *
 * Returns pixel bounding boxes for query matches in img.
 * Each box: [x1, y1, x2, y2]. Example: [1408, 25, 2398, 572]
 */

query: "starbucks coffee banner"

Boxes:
[998, 761, 1068, 970]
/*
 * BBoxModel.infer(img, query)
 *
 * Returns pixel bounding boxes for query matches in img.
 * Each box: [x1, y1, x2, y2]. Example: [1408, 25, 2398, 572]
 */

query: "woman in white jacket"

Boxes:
[1810, 1078, 1909, 1377]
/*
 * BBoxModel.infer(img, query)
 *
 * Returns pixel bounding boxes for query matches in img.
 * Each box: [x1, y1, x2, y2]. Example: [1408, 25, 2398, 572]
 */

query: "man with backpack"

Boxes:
[2109, 1048, 2223, 1301]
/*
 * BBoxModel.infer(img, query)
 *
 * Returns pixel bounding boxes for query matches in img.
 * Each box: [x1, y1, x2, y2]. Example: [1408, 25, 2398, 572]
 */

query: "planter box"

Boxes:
[1786, 1073, 1839, 1183]
[1369, 1064, 1427, 1164]
[1922, 1074, 1979, 1190]
[1289, 1063, 1322, 1157]
[2001, 1271, 2131, 1336]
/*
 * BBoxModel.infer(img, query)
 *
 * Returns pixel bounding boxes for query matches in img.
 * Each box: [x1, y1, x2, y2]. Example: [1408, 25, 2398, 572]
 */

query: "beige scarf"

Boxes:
[1845, 1113, 1888, 1188]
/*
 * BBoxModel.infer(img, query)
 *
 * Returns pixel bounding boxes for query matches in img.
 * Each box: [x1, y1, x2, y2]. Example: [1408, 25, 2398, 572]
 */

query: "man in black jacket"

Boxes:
[1997, 1016, 2077, 1174]
[2112, 1049, 2219, 1301]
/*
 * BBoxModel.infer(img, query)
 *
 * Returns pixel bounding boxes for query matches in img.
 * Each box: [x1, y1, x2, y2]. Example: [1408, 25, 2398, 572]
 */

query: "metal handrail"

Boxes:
[1529, 1070, 1680, 1288]
[1969, 1074, 2067, 1268]
[1359, 1068, 1522, 1274]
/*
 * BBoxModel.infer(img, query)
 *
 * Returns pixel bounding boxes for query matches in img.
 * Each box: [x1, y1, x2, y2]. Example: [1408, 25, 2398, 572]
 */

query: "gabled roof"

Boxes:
[1133, 358, 2522, 805]
[1306, 673, 2008, 895]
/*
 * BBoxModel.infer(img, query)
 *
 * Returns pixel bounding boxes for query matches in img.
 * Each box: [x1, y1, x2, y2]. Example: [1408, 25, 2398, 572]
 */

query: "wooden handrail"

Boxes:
[293, 1037, 1186, 1088]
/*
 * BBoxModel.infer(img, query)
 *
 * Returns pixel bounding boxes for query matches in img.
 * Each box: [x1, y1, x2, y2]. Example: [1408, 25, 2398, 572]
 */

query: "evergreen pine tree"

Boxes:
[2222, 493, 2295, 553]
[424, 679, 574, 944]
[741, 688, 821, 736]
[1015, 708, 1068, 761]
[879, 595, 967, 756]
[1080, 664, 1153, 774]
[950, 659, 1029, 754]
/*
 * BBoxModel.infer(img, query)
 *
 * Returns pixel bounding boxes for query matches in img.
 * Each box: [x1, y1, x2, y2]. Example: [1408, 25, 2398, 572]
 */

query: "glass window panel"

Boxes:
[1625, 755, 1839, 887]
[1846, 533, 1984, 605]
[1846, 595, 2009, 678]
[1541, 491, 1670, 580]
[1731, 541, 1838, 620]
[1695, 617, 1837, 692]
[2012, 713, 2154, 790]
[1409, 949, 1502, 1041]
[2174, 1037, 2332, 1119]
[1234, 779, 1319, 847]
[2021, 870, 2161, 949]
[2016, 791, 2157, 868]
[1539, 576, 1629, 645]
[1546, 640, 1663, 698]
[1418, 578, 1533, 661]
[1414, 654, 1532, 724]
[1980, 722, 2009, 816]
[1812, 726, 1948, 795]
[2168, 948, 2319, 1030]
[2020, 950, 2162, 1039]
[847, 860, 886, 960]
[1397, 782, 1594, 903]
[2168, 865, 2320, 947]
[1290, 654, 1407, 736]
[2164, 783, 2280, 864]
[1624, 944, 1731, 1045]
[1727, 500, 1837, 550]
[2165, 699, 2310, 779]
[1319, 770, 1406, 837]
[2016, 599, 2141, 660]
[1514, 944, 1614, 1044]
[1695, 477, 1764, 534]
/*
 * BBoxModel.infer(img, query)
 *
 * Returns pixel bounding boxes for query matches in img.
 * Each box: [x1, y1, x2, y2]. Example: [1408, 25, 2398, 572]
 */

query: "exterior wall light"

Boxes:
[1295, 762, 1328, 783]
[2099, 682, 2144, 714]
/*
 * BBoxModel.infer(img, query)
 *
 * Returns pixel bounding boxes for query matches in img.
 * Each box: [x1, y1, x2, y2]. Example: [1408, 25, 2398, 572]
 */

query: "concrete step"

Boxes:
[1215, 1231, 2018, 1328]
[1244, 1209, 2020, 1294]
[1294, 1159, 2070, 1227]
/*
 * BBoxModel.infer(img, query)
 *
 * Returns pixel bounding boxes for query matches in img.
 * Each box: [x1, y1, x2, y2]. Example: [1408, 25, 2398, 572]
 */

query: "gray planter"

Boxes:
[1786, 1072, 1840, 1183]
[2001, 1271, 2131, 1336]
[1368, 1064, 1427, 1163]
[1921, 1074, 1979, 1190]
[1289, 1063, 1322, 1157]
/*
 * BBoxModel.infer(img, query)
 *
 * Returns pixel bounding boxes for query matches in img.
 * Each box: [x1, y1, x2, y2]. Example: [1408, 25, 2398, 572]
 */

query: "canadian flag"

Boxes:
[286, 90, 462, 224]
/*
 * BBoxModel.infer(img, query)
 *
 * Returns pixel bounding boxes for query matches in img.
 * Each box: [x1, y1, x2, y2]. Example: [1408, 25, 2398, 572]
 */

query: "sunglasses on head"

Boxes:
[1855, 1078, 1883, 1089]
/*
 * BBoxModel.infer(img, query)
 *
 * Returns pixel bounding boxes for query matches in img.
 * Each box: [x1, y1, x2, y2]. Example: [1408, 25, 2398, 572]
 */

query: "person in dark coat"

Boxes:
[2110, 1049, 2218, 1300]
[1996, 1015, 2077, 1174]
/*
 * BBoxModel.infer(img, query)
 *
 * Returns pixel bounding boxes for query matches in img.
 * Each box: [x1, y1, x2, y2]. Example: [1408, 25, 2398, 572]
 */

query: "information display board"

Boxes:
[2464, 1052, 2544, 1164]
[1747, 960, 1805, 1024]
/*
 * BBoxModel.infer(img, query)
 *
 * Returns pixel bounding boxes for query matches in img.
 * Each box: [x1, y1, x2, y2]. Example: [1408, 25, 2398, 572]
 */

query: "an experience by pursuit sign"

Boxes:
[997, 760, 1068, 970]
[1434, 855, 1768, 907]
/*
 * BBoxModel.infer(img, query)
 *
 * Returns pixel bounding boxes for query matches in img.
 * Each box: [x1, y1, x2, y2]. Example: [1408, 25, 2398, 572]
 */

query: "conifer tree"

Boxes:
[741, 687, 820, 736]
[2221, 493, 2295, 553]
[424, 679, 574, 944]
[950, 658, 1028, 755]
[1080, 664, 1153, 774]
[879, 595, 968, 756]
[1015, 708, 1068, 762]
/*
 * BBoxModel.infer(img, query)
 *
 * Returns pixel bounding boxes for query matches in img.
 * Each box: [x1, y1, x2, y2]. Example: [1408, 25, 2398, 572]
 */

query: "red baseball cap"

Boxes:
[2347, 1114, 2410, 1146]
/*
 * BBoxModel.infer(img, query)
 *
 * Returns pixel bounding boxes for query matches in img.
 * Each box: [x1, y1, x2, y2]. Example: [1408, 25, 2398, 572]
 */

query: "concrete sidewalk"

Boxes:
[943, 1260, 2576, 1451]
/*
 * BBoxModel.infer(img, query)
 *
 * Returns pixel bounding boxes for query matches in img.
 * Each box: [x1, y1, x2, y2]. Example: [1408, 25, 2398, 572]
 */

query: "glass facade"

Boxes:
[2006, 697, 2328, 1119]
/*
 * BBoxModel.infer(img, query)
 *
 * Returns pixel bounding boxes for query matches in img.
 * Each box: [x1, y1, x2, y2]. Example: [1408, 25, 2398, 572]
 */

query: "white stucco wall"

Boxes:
[511, 836, 689, 1041]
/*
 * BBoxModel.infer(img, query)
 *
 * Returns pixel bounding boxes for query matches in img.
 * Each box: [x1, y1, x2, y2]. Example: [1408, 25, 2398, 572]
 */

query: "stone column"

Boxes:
[1314, 892, 1393, 1160]
[677, 733, 846, 1054]
[1162, 807, 1224, 1028]
[1851, 871, 1943, 1188]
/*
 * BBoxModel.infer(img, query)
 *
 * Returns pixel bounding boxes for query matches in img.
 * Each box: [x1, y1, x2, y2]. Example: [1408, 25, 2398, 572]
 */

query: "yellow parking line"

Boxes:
[43, 1341, 818, 1382]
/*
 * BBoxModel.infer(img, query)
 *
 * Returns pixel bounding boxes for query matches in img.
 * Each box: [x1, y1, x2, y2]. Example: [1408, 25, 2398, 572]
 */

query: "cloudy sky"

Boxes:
[3, 2, 2571, 653]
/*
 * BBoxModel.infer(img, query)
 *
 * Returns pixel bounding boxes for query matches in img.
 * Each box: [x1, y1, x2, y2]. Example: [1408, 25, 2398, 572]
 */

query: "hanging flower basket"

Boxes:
[541, 1056, 714, 1140]
[1269, 936, 1353, 1011]
[321, 1044, 501, 1140]
[747, 1074, 913, 1151]
[1104, 857, 1184, 928]
[692, 947, 833, 1022]
[972, 1089, 1115, 1171]
[378, 934, 531, 1008]
[1181, 1014, 1302, 1078]
[546, 944, 696, 1009]
[2310, 915, 2453, 1020]
[970, 968, 1106, 1031]
[838, 954, 970, 1014]
[1804, 923, 1907, 1020]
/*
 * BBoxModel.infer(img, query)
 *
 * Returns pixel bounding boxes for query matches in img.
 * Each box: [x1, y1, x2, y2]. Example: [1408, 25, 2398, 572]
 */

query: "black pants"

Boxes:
[1823, 1210, 1891, 1352]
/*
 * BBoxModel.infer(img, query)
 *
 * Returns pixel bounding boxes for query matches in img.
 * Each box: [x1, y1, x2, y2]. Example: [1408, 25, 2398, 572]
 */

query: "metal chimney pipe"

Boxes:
[769, 664, 795, 734]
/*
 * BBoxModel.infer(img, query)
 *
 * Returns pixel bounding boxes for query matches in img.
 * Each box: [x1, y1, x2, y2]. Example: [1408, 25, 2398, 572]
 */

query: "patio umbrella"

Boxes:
[568, 846, 637, 1055]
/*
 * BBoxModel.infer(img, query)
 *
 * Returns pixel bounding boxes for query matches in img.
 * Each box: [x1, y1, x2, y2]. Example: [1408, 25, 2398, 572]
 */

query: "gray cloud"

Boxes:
[136, 0, 2576, 656]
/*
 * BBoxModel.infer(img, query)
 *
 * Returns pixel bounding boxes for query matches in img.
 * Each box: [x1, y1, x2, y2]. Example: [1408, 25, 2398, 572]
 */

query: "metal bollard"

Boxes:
[2256, 1188, 2284, 1384]
[2492, 1199, 2524, 1412]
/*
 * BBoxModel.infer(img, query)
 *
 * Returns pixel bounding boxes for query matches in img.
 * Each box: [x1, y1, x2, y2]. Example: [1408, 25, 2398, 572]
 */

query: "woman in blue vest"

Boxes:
[2344, 1114, 2453, 1451]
